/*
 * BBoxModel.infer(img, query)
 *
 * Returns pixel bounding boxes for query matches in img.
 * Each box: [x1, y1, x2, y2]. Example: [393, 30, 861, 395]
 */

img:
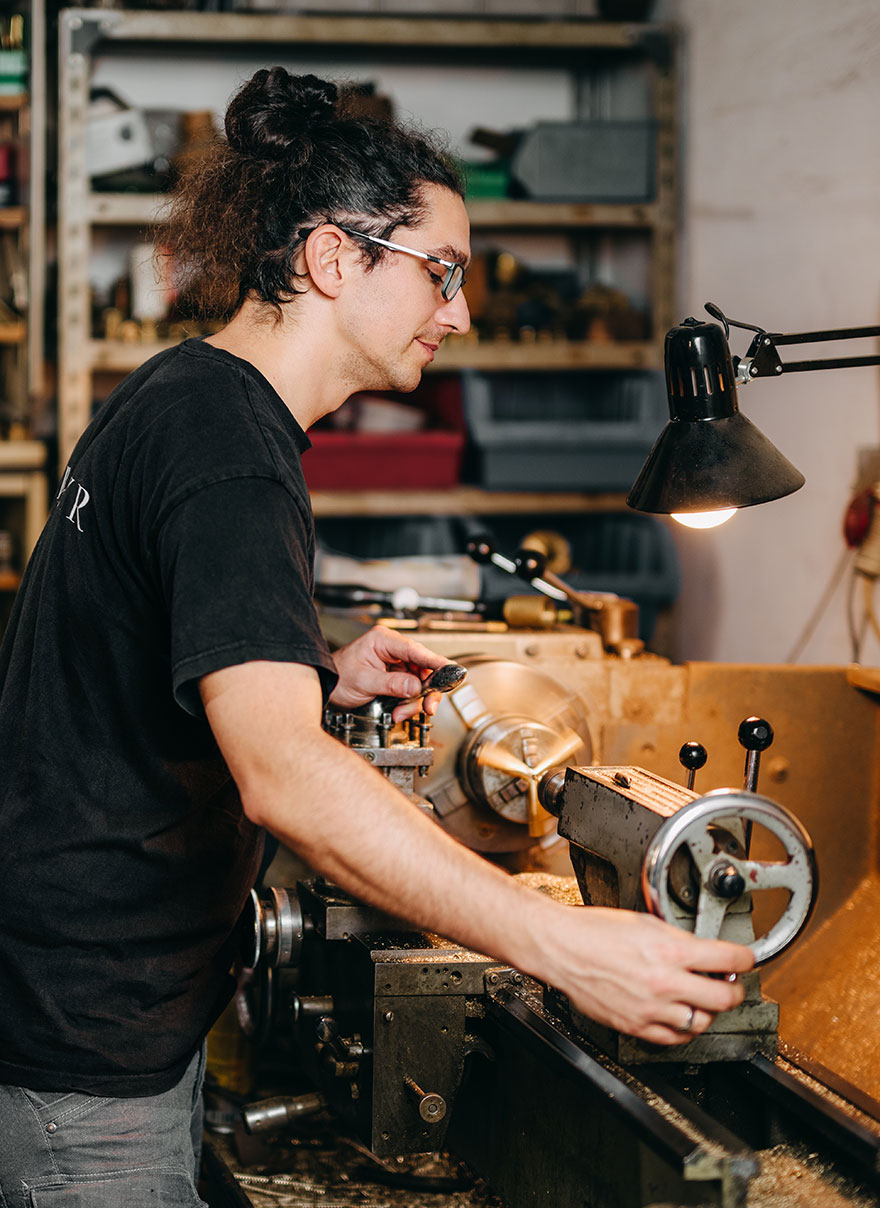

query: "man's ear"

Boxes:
[303, 226, 353, 300]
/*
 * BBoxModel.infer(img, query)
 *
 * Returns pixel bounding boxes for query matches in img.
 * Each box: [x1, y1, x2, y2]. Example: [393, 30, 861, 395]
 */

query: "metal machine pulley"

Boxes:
[421, 655, 593, 851]
[641, 789, 818, 965]
[242, 886, 304, 971]
[236, 887, 306, 1046]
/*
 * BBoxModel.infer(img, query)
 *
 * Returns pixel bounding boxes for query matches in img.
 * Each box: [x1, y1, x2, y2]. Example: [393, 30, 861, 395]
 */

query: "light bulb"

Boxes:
[671, 508, 737, 530]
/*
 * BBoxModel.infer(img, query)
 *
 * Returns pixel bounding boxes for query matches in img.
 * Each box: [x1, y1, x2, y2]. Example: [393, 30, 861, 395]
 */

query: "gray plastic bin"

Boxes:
[462, 370, 667, 492]
[511, 120, 657, 203]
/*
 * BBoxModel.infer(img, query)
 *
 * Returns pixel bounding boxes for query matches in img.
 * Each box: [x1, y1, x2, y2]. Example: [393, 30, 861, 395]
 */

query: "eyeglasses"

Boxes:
[338, 226, 467, 302]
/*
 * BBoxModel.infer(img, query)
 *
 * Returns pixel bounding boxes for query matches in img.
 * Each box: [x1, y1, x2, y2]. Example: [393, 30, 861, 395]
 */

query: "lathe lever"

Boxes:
[679, 741, 708, 791]
[465, 535, 568, 602]
[738, 716, 774, 854]
[738, 716, 774, 793]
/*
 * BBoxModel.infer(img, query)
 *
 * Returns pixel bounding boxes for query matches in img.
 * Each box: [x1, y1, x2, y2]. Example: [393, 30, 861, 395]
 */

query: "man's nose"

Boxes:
[437, 288, 471, 335]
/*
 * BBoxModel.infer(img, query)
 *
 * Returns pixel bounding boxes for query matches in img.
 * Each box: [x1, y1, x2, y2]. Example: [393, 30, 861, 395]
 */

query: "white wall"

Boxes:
[658, 0, 880, 664]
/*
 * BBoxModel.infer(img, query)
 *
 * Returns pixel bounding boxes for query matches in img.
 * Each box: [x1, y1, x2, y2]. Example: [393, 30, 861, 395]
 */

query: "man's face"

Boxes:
[338, 184, 472, 393]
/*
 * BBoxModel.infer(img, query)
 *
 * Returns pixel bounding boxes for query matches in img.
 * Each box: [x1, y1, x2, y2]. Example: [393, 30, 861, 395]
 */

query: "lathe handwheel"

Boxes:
[641, 789, 818, 965]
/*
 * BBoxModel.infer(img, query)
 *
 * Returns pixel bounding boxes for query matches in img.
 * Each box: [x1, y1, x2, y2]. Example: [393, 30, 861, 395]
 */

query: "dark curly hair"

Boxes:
[161, 68, 464, 319]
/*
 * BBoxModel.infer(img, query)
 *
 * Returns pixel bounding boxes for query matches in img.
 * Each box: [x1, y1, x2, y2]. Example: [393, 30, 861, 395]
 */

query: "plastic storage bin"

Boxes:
[302, 378, 465, 491]
[462, 370, 667, 492]
[317, 514, 464, 560]
[510, 120, 657, 204]
[303, 430, 464, 491]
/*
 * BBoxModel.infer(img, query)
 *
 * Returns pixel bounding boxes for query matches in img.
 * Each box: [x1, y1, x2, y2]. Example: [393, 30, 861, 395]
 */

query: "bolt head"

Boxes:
[418, 1094, 447, 1123]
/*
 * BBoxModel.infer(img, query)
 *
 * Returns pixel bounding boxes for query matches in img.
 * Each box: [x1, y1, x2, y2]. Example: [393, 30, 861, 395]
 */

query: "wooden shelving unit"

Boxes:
[58, 11, 678, 517]
[0, 0, 48, 629]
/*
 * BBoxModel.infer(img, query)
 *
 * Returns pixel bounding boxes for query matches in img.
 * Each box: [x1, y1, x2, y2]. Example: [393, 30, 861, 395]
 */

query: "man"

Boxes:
[0, 69, 751, 1206]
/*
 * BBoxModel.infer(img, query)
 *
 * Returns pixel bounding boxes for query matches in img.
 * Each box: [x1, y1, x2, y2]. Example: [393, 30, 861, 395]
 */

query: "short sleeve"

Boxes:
[154, 476, 338, 715]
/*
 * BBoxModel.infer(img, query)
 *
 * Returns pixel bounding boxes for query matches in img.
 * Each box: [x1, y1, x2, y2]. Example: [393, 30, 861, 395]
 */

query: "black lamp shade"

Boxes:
[627, 318, 805, 514]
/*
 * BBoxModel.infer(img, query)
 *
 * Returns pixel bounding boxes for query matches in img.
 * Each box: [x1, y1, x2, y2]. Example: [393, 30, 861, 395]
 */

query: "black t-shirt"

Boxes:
[0, 338, 338, 1096]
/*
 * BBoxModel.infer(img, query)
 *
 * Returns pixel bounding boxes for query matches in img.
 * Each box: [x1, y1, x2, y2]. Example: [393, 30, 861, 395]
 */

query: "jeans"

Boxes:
[0, 1045, 207, 1207]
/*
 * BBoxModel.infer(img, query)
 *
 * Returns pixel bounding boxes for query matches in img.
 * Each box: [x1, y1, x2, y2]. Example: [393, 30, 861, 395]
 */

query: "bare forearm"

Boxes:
[248, 727, 554, 975]
[202, 659, 754, 1045]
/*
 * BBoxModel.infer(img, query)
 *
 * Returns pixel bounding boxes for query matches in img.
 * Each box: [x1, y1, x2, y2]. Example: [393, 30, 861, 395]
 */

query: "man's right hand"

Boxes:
[524, 900, 753, 1045]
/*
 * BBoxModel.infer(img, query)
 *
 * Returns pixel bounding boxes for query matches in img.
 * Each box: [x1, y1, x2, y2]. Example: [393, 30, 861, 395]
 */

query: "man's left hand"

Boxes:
[329, 625, 449, 721]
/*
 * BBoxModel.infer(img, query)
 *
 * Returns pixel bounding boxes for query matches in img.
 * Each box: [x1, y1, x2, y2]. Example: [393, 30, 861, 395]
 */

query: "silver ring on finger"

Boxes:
[682, 1005, 695, 1033]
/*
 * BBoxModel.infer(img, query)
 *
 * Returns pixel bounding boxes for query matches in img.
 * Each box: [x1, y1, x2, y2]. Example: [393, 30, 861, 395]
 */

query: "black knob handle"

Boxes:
[514, 547, 547, 583]
[739, 716, 773, 800]
[738, 717, 774, 752]
[679, 741, 707, 772]
[465, 534, 495, 565]
[679, 740, 707, 791]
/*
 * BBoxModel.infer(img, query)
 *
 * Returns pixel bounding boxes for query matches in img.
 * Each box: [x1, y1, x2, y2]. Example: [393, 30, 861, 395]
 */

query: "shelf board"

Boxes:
[310, 487, 629, 517]
[89, 338, 172, 370]
[88, 193, 660, 230]
[436, 338, 660, 371]
[88, 337, 660, 374]
[89, 10, 670, 52]
[466, 200, 658, 228]
[0, 320, 26, 344]
[0, 569, 21, 592]
[89, 192, 166, 225]
[0, 439, 46, 470]
[0, 206, 27, 230]
[0, 93, 26, 112]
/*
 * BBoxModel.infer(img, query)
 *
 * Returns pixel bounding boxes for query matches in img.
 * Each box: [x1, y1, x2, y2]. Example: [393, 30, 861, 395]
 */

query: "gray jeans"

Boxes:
[0, 1045, 207, 1207]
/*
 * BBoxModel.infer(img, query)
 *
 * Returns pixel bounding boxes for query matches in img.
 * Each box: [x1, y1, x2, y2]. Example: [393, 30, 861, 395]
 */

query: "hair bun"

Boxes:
[225, 69, 338, 161]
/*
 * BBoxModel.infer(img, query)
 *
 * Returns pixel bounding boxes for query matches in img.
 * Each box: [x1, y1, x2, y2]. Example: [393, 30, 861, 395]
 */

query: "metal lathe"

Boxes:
[212, 579, 880, 1208]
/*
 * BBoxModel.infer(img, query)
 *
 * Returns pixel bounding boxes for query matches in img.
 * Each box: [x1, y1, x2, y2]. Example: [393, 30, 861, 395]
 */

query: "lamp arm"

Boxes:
[737, 325, 880, 383]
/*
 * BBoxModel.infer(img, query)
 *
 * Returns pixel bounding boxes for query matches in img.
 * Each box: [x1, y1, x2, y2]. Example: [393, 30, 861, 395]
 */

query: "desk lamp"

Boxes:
[627, 303, 880, 528]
